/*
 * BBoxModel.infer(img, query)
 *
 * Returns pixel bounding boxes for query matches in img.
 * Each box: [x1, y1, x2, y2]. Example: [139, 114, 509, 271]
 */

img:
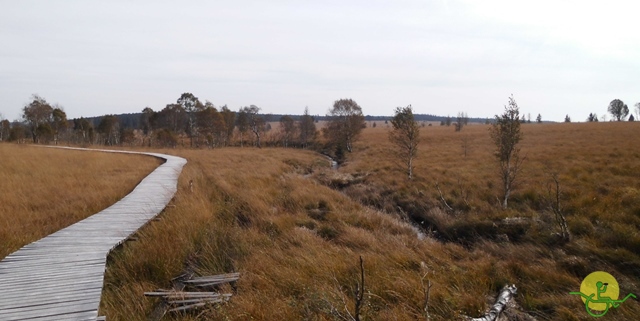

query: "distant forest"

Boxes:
[82, 112, 492, 130]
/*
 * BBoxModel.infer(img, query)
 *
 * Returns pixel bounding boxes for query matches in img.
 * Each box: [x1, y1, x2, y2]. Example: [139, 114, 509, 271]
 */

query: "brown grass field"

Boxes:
[4, 121, 640, 320]
[0, 145, 161, 259]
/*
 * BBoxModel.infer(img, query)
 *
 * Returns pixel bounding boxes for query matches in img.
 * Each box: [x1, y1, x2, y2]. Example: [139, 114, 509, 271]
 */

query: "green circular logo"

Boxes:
[570, 271, 636, 317]
[579, 271, 619, 311]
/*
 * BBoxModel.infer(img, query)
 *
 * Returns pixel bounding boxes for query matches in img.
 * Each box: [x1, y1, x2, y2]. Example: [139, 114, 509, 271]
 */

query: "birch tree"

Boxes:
[323, 98, 365, 155]
[177, 92, 203, 147]
[240, 105, 264, 148]
[490, 95, 524, 209]
[389, 105, 420, 179]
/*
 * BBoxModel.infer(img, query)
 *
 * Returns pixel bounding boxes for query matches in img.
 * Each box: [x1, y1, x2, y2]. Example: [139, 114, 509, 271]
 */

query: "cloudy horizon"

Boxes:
[1, 1, 638, 122]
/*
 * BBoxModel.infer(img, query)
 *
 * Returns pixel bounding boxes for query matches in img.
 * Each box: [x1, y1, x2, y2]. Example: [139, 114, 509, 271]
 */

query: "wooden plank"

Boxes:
[4, 309, 99, 321]
[0, 148, 186, 321]
[144, 291, 223, 298]
[187, 272, 241, 282]
[168, 296, 231, 305]
[0, 287, 103, 308]
[0, 297, 100, 317]
[168, 302, 212, 312]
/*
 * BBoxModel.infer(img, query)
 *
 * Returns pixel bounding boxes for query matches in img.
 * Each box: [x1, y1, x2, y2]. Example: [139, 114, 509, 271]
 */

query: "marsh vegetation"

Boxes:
[3, 119, 640, 320]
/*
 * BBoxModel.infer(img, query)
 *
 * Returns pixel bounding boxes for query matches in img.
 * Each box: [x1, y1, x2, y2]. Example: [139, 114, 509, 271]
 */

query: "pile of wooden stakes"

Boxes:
[144, 272, 239, 314]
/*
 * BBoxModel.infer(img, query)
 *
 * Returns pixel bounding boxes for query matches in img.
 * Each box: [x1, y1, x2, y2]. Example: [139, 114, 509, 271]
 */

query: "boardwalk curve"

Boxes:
[0, 147, 187, 321]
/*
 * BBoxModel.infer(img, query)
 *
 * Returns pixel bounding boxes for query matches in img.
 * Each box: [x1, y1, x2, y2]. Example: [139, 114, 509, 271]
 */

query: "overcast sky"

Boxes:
[1, 1, 638, 122]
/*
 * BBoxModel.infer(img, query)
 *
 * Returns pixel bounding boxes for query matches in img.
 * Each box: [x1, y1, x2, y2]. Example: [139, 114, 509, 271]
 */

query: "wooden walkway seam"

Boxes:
[0, 147, 187, 321]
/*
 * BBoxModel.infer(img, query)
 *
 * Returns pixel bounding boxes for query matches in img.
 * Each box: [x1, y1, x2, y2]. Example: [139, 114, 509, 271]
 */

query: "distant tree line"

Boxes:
[2, 93, 323, 149]
[3, 94, 639, 150]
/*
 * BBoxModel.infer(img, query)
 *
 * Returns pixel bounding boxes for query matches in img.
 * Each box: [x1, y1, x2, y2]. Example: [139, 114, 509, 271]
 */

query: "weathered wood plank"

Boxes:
[0, 148, 186, 321]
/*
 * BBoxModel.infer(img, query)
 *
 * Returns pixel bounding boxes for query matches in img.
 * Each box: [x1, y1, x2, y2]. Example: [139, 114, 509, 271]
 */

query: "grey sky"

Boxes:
[1, 1, 638, 122]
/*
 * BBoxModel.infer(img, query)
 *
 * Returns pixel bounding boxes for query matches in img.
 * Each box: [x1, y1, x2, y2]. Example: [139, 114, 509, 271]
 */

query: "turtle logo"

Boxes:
[570, 271, 636, 317]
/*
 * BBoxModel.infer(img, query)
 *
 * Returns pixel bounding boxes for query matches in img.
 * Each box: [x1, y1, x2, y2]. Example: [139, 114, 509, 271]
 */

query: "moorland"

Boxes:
[3, 121, 640, 320]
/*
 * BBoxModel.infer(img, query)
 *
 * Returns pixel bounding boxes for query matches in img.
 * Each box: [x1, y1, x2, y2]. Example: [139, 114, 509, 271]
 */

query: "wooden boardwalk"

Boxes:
[0, 148, 187, 321]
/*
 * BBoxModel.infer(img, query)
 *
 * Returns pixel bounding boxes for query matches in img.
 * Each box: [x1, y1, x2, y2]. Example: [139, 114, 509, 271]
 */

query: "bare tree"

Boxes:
[490, 95, 524, 209]
[455, 111, 467, 132]
[546, 172, 571, 242]
[389, 105, 420, 179]
[323, 98, 365, 157]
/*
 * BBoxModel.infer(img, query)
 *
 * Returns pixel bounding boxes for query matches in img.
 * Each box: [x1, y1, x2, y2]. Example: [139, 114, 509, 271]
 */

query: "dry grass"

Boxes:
[340, 122, 640, 319]
[7, 121, 640, 320]
[0, 144, 161, 259]
[98, 123, 640, 320]
[100, 148, 471, 320]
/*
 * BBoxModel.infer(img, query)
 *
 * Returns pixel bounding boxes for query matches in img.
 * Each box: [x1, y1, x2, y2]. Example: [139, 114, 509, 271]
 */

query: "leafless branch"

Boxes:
[546, 172, 571, 242]
[354, 256, 365, 321]
[435, 181, 454, 212]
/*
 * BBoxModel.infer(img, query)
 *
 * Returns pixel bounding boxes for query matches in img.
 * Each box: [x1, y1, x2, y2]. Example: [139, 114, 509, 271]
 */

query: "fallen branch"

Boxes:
[470, 284, 517, 321]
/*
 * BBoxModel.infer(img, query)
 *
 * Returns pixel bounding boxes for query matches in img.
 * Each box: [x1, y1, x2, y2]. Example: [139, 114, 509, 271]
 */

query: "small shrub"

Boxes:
[296, 220, 317, 230]
[317, 225, 341, 240]
[568, 216, 594, 237]
[306, 200, 330, 221]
